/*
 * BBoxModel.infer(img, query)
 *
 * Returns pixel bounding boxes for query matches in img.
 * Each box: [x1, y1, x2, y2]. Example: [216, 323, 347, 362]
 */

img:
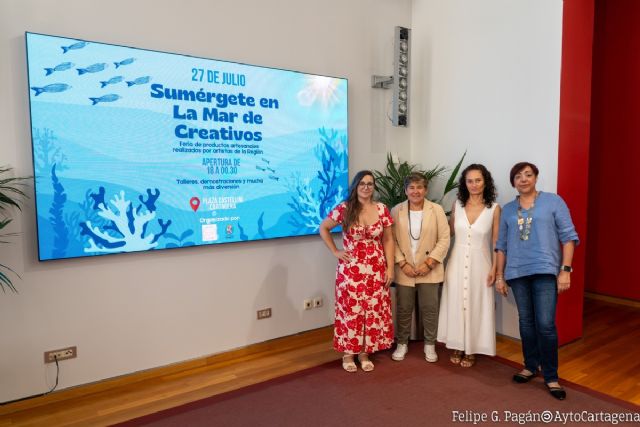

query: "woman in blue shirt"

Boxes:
[495, 162, 578, 400]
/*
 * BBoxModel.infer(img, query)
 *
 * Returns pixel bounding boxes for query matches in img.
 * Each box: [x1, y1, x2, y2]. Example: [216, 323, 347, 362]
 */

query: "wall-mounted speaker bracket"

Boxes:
[371, 75, 393, 89]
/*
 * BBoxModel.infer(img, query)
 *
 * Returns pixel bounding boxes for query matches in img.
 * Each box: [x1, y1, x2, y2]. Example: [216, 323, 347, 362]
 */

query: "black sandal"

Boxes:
[512, 370, 536, 383]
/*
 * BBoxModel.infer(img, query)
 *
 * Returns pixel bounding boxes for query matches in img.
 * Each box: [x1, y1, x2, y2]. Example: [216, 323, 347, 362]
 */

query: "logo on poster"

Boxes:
[202, 224, 218, 242]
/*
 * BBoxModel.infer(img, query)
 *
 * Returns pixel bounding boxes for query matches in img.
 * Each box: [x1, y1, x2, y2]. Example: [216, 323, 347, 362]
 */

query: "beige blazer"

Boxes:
[391, 200, 450, 286]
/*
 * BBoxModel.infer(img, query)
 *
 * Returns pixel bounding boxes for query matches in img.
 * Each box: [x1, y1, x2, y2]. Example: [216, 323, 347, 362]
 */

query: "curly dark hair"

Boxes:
[457, 164, 497, 207]
[342, 170, 375, 231]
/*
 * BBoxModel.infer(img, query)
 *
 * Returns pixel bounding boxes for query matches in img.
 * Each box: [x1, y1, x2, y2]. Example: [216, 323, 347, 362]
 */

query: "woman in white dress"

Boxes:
[437, 164, 500, 367]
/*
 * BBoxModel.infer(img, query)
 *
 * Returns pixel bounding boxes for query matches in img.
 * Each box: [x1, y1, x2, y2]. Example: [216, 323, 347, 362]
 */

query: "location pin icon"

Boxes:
[190, 197, 200, 212]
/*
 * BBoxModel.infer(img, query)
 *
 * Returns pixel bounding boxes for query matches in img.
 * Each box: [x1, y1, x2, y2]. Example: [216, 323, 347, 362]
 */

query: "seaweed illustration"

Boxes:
[79, 188, 171, 254]
[33, 128, 68, 177]
[164, 229, 195, 248]
[257, 212, 266, 239]
[287, 127, 347, 232]
[237, 222, 249, 241]
[49, 164, 69, 258]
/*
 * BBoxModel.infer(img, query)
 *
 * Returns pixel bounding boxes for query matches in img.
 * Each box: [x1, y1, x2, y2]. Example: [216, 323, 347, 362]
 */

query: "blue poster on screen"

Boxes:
[26, 33, 348, 261]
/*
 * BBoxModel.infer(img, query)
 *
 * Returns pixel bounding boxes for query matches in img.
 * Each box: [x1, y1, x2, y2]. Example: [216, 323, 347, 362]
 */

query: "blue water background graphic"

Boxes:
[27, 33, 348, 260]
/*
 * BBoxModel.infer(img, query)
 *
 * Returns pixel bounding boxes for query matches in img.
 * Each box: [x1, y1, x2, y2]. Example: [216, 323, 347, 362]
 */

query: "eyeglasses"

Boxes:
[358, 182, 375, 188]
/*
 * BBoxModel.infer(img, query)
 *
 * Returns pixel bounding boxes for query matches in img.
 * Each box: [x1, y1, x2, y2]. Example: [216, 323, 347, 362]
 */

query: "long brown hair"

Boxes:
[342, 170, 375, 231]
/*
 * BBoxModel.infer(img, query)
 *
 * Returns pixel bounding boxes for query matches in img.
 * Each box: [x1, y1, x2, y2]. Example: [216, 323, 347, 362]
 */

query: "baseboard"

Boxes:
[0, 325, 333, 416]
[496, 333, 520, 343]
[585, 291, 640, 308]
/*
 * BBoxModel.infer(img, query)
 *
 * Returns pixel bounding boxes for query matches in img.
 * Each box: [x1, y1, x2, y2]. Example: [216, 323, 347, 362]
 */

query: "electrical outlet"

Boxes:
[257, 308, 272, 319]
[313, 297, 323, 308]
[303, 299, 313, 310]
[44, 346, 77, 364]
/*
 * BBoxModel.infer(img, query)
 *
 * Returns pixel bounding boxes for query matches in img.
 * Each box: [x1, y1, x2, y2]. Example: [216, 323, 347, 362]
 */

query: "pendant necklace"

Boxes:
[516, 191, 539, 241]
[408, 201, 423, 241]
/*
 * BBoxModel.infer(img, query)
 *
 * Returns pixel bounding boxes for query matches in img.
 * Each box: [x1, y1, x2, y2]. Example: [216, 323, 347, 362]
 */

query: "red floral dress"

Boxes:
[328, 202, 394, 354]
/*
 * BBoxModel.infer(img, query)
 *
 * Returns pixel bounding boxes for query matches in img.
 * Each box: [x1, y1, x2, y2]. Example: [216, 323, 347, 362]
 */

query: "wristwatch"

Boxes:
[560, 265, 573, 272]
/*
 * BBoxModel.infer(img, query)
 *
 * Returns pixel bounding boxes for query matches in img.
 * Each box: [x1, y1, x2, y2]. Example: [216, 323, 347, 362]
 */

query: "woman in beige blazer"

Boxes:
[390, 172, 450, 362]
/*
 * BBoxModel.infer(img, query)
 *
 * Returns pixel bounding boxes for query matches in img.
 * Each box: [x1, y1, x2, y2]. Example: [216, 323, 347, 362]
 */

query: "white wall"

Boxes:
[0, 0, 412, 402]
[409, 0, 564, 337]
[1, 0, 568, 403]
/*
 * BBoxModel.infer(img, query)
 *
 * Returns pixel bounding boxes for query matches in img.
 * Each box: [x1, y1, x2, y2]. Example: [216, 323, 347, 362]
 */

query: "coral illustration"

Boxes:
[80, 188, 171, 254]
[33, 128, 68, 177]
[49, 164, 69, 258]
[64, 210, 81, 247]
[287, 127, 347, 232]
[81, 189, 105, 225]
[65, 189, 105, 247]
[164, 229, 195, 248]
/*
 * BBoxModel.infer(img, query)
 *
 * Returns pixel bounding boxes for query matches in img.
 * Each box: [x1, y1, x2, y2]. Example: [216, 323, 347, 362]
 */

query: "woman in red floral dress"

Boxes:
[319, 170, 395, 372]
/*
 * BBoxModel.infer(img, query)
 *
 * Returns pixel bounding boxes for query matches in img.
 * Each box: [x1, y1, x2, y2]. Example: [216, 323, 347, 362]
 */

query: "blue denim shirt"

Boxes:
[495, 192, 579, 281]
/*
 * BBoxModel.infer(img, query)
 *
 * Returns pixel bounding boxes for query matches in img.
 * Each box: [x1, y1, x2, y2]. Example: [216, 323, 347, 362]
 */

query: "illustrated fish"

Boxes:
[256, 165, 266, 171]
[268, 175, 279, 181]
[261, 157, 270, 164]
[31, 83, 71, 96]
[44, 62, 74, 76]
[89, 94, 121, 105]
[100, 76, 124, 88]
[61, 41, 88, 53]
[126, 76, 151, 87]
[266, 167, 276, 173]
[114, 58, 136, 68]
[77, 63, 108, 75]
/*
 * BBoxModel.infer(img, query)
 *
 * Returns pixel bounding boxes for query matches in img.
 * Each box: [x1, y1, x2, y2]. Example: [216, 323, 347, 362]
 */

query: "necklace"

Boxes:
[407, 201, 423, 240]
[516, 192, 539, 241]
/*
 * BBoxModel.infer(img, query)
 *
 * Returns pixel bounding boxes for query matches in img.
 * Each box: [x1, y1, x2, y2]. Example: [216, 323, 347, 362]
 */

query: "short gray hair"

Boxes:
[404, 172, 428, 190]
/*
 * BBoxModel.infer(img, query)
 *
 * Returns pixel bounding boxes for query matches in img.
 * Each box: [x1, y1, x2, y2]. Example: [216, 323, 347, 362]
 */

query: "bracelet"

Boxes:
[496, 277, 504, 283]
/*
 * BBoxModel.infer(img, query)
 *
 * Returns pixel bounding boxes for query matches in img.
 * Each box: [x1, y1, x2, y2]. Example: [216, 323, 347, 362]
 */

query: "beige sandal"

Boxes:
[358, 353, 374, 372]
[342, 355, 357, 373]
[450, 350, 463, 365]
[460, 354, 476, 368]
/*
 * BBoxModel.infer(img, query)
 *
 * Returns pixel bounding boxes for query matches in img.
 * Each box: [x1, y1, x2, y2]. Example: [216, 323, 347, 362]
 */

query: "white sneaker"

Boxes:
[392, 343, 408, 361]
[424, 344, 438, 362]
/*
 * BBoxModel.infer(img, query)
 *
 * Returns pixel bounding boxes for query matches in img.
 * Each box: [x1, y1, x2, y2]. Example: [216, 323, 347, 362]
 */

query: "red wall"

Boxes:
[556, 0, 595, 344]
[586, 0, 640, 301]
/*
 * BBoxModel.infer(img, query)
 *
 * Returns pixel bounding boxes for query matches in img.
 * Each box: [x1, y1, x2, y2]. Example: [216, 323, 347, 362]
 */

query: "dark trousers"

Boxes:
[508, 274, 559, 383]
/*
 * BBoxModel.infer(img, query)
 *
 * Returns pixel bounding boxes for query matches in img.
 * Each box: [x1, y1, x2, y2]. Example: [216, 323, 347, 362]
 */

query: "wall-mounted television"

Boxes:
[26, 32, 348, 261]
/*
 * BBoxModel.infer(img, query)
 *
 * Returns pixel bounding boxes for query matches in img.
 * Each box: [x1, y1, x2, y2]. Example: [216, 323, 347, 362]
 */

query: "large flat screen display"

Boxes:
[26, 33, 348, 261]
